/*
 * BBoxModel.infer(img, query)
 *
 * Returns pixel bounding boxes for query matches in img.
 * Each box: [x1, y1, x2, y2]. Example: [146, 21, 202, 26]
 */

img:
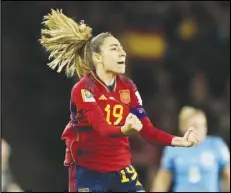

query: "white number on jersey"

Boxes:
[188, 166, 201, 183]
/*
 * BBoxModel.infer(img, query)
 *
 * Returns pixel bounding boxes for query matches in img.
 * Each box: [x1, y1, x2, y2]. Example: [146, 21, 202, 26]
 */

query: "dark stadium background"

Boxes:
[2, 1, 230, 191]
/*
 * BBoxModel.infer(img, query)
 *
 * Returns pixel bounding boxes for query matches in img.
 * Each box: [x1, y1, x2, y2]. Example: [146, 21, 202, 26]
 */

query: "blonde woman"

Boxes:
[40, 10, 200, 192]
[151, 106, 230, 192]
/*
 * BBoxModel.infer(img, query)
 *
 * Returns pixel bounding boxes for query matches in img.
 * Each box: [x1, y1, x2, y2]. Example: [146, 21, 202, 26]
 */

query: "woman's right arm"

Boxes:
[150, 147, 174, 192]
[72, 86, 124, 137]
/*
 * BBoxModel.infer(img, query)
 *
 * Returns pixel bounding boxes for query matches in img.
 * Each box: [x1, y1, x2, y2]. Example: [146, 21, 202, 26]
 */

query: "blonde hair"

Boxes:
[179, 106, 206, 129]
[39, 9, 93, 78]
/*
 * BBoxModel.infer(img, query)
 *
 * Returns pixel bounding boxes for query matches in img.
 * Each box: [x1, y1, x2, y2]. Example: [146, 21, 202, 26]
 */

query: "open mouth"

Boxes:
[117, 61, 125, 65]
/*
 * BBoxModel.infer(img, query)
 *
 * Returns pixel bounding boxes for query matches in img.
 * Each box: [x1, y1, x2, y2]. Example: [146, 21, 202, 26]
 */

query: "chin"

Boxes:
[116, 70, 125, 75]
[117, 66, 126, 74]
[112, 70, 125, 75]
[111, 66, 126, 75]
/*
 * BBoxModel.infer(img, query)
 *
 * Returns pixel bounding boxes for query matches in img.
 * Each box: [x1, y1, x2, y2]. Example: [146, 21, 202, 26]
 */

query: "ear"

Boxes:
[92, 52, 102, 64]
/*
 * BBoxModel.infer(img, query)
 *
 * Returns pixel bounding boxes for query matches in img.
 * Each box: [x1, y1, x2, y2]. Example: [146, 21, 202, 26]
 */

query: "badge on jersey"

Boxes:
[135, 91, 142, 105]
[81, 89, 96, 102]
[200, 152, 215, 167]
[119, 90, 130, 104]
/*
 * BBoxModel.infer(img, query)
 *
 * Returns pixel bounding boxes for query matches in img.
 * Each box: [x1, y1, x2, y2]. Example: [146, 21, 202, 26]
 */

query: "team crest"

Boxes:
[200, 151, 214, 167]
[119, 90, 130, 104]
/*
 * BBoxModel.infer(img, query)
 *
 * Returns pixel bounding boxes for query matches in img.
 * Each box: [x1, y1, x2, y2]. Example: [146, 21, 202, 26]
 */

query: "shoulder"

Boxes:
[163, 146, 176, 156]
[118, 75, 137, 91]
[118, 75, 133, 84]
[206, 136, 229, 155]
[71, 74, 97, 103]
[207, 136, 230, 162]
[206, 135, 225, 145]
[163, 146, 189, 157]
[72, 73, 96, 94]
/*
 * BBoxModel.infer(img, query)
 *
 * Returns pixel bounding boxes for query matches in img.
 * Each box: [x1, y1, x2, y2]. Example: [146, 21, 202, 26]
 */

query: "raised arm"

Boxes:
[128, 80, 199, 147]
[72, 85, 142, 137]
[72, 86, 123, 137]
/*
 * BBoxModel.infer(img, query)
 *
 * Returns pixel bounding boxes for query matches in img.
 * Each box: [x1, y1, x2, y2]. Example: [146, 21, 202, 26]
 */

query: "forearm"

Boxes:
[171, 136, 186, 147]
[151, 170, 172, 192]
[223, 166, 230, 191]
[139, 117, 174, 146]
[73, 88, 123, 138]
[86, 107, 123, 137]
[226, 178, 230, 192]
[152, 179, 170, 192]
[6, 183, 23, 192]
[139, 117, 194, 147]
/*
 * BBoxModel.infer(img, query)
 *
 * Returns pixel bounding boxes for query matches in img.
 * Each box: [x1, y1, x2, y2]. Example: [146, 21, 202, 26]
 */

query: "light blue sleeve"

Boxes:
[160, 147, 174, 171]
[214, 137, 230, 169]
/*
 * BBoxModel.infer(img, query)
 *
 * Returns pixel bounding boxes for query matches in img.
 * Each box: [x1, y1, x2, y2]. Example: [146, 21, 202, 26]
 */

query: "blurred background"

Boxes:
[2, 1, 230, 192]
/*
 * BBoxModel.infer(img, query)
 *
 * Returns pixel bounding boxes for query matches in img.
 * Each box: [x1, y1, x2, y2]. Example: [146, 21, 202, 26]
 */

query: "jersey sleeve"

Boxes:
[128, 80, 174, 146]
[214, 137, 230, 169]
[160, 147, 175, 171]
[71, 84, 123, 137]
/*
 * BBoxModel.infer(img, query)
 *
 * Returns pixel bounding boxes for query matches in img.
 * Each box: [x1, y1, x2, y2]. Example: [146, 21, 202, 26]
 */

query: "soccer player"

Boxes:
[40, 10, 200, 192]
[151, 106, 230, 192]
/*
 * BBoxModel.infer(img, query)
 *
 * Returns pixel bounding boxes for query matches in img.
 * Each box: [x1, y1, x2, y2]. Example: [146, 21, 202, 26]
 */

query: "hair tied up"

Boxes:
[39, 9, 93, 78]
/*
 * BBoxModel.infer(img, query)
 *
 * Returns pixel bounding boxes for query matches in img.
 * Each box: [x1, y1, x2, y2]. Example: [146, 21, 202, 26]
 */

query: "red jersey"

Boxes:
[61, 71, 174, 172]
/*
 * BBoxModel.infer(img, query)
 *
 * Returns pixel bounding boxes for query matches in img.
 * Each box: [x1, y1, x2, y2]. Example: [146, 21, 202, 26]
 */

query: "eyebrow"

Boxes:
[109, 44, 123, 47]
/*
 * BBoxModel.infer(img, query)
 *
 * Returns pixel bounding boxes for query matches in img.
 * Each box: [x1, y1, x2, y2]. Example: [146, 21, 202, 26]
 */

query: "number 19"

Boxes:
[105, 104, 123, 125]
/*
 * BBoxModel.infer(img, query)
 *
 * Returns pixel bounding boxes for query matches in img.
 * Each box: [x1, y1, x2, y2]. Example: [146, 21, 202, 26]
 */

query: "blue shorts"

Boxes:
[68, 165, 145, 192]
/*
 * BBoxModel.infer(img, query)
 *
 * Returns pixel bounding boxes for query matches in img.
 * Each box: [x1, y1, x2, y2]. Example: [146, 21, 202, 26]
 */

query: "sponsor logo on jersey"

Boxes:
[99, 95, 107, 100]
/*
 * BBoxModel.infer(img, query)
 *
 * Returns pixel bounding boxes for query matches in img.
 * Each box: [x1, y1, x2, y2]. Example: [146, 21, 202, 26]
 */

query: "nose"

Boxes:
[120, 49, 126, 57]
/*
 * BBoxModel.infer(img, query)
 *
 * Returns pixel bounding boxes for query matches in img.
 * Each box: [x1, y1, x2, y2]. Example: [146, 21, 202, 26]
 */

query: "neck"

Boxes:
[96, 68, 116, 86]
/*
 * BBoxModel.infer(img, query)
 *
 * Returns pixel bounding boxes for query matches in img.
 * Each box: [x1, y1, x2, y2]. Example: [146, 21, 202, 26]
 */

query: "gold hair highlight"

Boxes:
[39, 9, 92, 78]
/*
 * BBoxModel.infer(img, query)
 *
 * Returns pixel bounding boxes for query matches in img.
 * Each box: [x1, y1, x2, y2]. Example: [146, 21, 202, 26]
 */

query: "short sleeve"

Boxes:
[215, 137, 230, 169]
[160, 147, 175, 171]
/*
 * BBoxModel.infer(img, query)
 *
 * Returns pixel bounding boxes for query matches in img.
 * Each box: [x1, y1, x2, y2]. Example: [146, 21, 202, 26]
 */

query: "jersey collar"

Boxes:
[90, 71, 117, 92]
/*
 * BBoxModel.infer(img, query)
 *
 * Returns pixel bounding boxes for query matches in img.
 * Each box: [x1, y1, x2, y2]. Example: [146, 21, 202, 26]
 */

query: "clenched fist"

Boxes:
[121, 113, 143, 136]
[184, 127, 200, 145]
[171, 127, 201, 147]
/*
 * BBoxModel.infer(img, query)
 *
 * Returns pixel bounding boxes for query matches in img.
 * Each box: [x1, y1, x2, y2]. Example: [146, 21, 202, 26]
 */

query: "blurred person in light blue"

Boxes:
[151, 106, 230, 192]
[1, 139, 23, 192]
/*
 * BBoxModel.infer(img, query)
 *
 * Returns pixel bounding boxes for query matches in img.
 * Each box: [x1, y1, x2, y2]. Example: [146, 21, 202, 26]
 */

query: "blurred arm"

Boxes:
[222, 165, 230, 191]
[6, 183, 23, 192]
[150, 147, 174, 192]
[150, 169, 172, 192]
[216, 137, 230, 191]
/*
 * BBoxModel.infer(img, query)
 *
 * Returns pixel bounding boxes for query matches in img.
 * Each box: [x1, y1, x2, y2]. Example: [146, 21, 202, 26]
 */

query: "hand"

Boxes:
[121, 113, 143, 135]
[171, 127, 200, 147]
[183, 127, 200, 146]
